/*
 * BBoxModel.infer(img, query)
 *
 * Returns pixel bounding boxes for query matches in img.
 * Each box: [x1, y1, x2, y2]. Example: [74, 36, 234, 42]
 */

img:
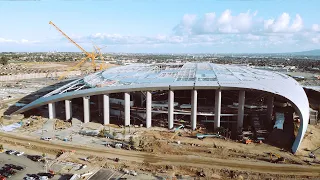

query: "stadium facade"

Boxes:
[14, 63, 309, 153]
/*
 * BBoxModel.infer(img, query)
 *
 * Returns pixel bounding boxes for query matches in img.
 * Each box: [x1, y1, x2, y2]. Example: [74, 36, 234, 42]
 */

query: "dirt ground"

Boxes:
[0, 61, 116, 75]
[0, 123, 319, 179]
[297, 124, 320, 156]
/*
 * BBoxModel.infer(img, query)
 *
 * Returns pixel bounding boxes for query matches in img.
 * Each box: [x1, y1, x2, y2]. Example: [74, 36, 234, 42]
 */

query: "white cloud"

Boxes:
[0, 38, 17, 43]
[264, 13, 303, 33]
[264, 19, 274, 30]
[265, 13, 291, 32]
[182, 14, 197, 27]
[174, 11, 306, 35]
[3, 9, 320, 53]
[218, 9, 232, 25]
[312, 24, 320, 32]
[173, 14, 197, 35]
[175, 9, 257, 34]
[0, 38, 39, 44]
[291, 14, 303, 32]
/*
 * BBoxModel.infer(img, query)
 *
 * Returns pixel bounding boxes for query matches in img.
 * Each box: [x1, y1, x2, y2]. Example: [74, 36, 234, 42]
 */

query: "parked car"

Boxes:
[24, 177, 35, 180]
[79, 164, 87, 170]
[5, 150, 16, 155]
[5, 164, 24, 171]
[39, 176, 48, 180]
[130, 170, 137, 176]
[2, 166, 13, 172]
[40, 137, 52, 141]
[37, 173, 54, 179]
[29, 155, 43, 162]
[15, 151, 24, 156]
[28, 174, 40, 180]
[0, 175, 6, 180]
[1, 172, 12, 178]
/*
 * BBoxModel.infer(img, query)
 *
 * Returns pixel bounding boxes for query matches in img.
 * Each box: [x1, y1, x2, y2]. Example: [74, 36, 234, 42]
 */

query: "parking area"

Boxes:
[0, 151, 62, 180]
[0, 152, 43, 179]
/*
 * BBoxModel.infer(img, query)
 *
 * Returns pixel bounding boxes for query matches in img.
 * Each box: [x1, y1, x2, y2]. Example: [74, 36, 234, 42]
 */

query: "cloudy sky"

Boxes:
[1, 0, 320, 53]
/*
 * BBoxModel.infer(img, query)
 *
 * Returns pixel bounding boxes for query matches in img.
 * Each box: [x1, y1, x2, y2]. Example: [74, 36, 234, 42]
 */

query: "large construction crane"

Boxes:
[49, 21, 107, 80]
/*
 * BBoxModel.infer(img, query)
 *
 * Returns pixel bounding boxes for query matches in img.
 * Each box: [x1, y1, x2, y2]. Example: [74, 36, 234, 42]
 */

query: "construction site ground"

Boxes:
[0, 62, 320, 179]
[1, 117, 320, 179]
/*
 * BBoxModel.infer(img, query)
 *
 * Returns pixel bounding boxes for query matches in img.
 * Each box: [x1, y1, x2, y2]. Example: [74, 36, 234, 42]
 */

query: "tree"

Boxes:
[98, 128, 108, 137]
[129, 136, 134, 146]
[112, 131, 117, 137]
[0, 144, 3, 151]
[0, 56, 8, 65]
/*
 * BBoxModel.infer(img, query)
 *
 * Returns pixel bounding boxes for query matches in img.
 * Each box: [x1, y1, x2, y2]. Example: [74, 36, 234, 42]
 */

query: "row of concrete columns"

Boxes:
[168, 89, 246, 130]
[47, 92, 153, 127]
[47, 89, 274, 130]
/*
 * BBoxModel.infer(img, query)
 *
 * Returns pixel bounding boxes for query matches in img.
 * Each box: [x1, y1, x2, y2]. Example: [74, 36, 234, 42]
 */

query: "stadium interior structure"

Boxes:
[14, 63, 309, 153]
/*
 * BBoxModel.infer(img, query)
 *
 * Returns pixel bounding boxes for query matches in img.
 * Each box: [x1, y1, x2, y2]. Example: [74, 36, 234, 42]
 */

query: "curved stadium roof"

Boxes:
[14, 62, 309, 153]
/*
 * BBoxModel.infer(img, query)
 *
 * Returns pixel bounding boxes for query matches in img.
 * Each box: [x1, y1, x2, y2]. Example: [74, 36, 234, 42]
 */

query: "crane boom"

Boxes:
[49, 21, 89, 56]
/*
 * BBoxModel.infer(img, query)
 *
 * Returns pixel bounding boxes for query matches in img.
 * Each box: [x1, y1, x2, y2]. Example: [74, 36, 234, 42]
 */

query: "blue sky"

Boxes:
[1, 0, 320, 53]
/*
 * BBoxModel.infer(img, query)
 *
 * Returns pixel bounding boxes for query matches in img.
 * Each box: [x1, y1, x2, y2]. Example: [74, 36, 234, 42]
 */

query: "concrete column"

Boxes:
[124, 92, 130, 126]
[103, 94, 110, 125]
[146, 91, 152, 128]
[48, 102, 56, 119]
[191, 89, 197, 130]
[141, 93, 144, 107]
[214, 89, 221, 130]
[65, 100, 72, 120]
[168, 90, 174, 129]
[237, 90, 245, 129]
[266, 95, 274, 123]
[83, 96, 90, 123]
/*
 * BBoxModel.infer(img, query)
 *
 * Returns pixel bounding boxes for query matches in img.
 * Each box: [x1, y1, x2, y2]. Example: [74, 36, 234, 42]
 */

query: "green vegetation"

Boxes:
[129, 136, 134, 146]
[98, 128, 108, 137]
[0, 56, 8, 65]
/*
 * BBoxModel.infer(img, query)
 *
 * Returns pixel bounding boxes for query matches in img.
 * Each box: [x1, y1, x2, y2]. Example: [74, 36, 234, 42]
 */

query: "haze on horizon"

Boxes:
[1, 0, 320, 54]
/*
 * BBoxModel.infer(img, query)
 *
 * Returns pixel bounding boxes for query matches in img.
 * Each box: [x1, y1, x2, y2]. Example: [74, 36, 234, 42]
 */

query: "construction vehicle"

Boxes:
[170, 125, 184, 140]
[269, 153, 285, 163]
[242, 137, 252, 144]
[309, 147, 320, 159]
[196, 133, 223, 140]
[49, 21, 108, 80]
[171, 124, 184, 132]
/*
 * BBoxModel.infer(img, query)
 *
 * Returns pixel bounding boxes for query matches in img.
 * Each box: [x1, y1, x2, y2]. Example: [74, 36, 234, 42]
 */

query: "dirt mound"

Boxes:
[55, 119, 71, 130]
[138, 131, 175, 154]
[82, 122, 103, 130]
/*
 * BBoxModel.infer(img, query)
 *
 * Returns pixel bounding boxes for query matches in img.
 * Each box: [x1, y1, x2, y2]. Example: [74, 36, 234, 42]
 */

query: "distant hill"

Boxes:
[286, 49, 320, 56]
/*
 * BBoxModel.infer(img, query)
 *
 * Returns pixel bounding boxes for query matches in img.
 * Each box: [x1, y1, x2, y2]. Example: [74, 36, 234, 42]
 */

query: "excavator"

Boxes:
[170, 125, 184, 140]
[269, 153, 285, 163]
[49, 21, 109, 80]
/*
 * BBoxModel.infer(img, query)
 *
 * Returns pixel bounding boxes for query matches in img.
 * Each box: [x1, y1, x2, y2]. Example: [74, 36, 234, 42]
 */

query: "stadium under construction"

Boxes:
[14, 62, 309, 153]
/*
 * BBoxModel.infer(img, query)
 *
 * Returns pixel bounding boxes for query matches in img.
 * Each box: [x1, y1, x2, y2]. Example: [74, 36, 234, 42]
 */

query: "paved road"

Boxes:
[1, 131, 320, 177]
